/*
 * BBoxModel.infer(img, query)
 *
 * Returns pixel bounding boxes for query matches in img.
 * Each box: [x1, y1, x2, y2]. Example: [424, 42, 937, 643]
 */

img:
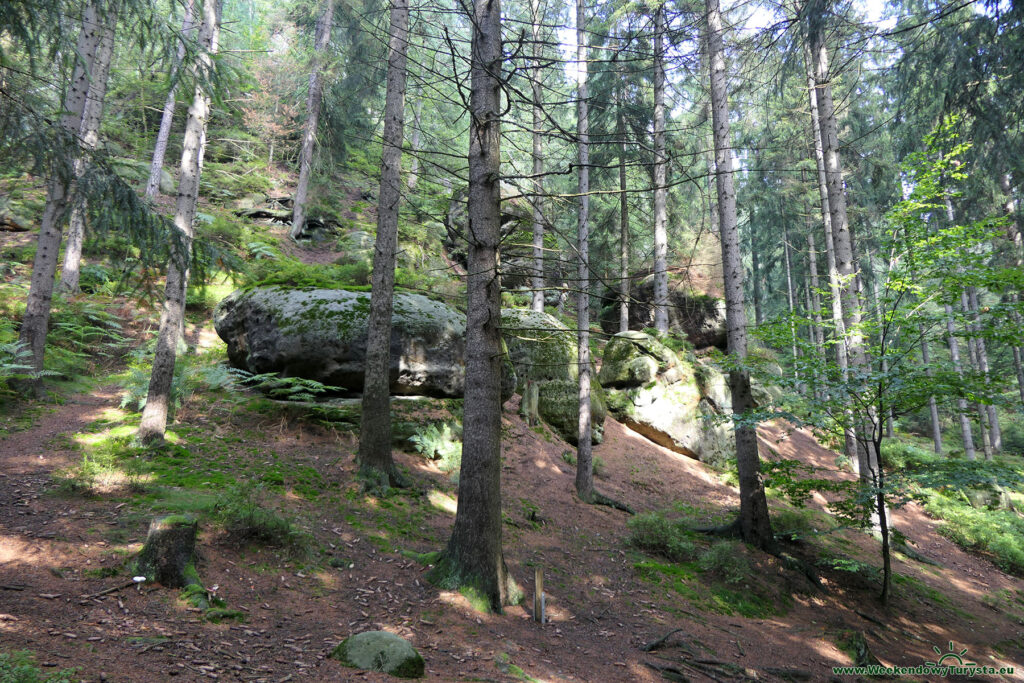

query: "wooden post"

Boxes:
[533, 566, 544, 623]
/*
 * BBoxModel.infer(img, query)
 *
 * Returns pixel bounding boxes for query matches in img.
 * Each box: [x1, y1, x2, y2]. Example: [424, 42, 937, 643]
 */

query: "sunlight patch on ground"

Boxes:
[427, 490, 457, 515]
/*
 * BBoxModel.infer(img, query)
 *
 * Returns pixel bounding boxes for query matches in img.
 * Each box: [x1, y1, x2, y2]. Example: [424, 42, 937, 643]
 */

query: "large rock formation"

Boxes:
[215, 286, 514, 400]
[599, 277, 727, 350]
[445, 184, 560, 290]
[599, 331, 733, 465]
[501, 308, 605, 444]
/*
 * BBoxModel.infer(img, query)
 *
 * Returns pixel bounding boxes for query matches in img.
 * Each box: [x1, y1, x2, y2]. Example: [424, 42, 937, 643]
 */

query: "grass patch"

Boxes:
[215, 483, 313, 557]
[627, 510, 699, 562]
[633, 560, 779, 618]
[924, 491, 1024, 574]
[0, 650, 77, 683]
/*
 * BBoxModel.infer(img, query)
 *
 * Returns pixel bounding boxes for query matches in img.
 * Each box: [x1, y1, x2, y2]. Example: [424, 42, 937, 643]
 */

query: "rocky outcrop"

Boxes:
[444, 184, 558, 290]
[600, 278, 727, 350]
[215, 286, 514, 400]
[501, 308, 605, 444]
[599, 331, 733, 465]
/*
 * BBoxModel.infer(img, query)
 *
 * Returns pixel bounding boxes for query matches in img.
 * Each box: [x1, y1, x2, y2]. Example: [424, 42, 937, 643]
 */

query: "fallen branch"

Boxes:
[80, 580, 137, 600]
[642, 628, 687, 652]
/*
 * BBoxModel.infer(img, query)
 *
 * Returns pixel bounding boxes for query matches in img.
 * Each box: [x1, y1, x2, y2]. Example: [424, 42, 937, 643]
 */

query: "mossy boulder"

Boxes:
[215, 287, 464, 398]
[331, 631, 425, 678]
[501, 307, 605, 444]
[600, 331, 733, 465]
[536, 379, 607, 445]
[215, 287, 515, 403]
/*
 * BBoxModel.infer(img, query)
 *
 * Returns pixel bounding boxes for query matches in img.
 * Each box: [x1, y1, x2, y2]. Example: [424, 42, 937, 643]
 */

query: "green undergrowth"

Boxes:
[627, 509, 788, 618]
[0, 650, 77, 683]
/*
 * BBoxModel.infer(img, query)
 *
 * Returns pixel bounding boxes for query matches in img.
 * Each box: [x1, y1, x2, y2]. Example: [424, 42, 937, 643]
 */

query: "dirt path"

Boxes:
[1, 386, 1022, 682]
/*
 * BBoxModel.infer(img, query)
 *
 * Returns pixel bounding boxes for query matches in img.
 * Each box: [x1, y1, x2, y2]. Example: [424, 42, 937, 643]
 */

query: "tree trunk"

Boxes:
[807, 2, 872, 476]
[750, 227, 763, 326]
[406, 89, 423, 191]
[967, 286, 999, 451]
[705, 0, 774, 552]
[806, 213, 824, 397]
[357, 0, 410, 489]
[869, 275, 894, 438]
[919, 325, 943, 454]
[529, 0, 545, 313]
[961, 291, 992, 460]
[431, 0, 519, 612]
[146, 0, 196, 200]
[618, 80, 629, 333]
[291, 0, 335, 240]
[59, 4, 118, 294]
[652, 3, 668, 334]
[782, 223, 800, 389]
[574, 0, 594, 502]
[17, 1, 104, 396]
[137, 0, 220, 445]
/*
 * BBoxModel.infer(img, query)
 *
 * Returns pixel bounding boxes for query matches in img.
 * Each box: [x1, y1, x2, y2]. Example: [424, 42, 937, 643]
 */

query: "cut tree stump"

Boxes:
[133, 515, 200, 588]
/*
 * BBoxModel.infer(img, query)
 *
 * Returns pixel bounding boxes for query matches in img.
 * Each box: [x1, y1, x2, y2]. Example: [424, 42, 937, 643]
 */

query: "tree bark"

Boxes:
[919, 326, 943, 453]
[967, 286, 999, 451]
[291, 0, 335, 240]
[782, 223, 800, 389]
[357, 0, 410, 489]
[431, 0, 519, 612]
[574, 0, 593, 502]
[652, 3, 668, 334]
[17, 1, 104, 396]
[529, 0, 545, 313]
[60, 4, 118, 294]
[618, 74, 629, 333]
[406, 89, 423, 191]
[960, 291, 992, 459]
[146, 0, 196, 200]
[137, 0, 220, 444]
[705, 0, 774, 552]
[806, 1, 872, 476]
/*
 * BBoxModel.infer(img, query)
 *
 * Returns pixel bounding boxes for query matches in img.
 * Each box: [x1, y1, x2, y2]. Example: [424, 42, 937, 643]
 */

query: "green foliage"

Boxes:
[409, 421, 462, 475]
[244, 257, 371, 289]
[0, 651, 77, 683]
[230, 369, 339, 402]
[119, 344, 234, 415]
[925, 492, 1024, 574]
[878, 440, 939, 470]
[627, 512, 698, 562]
[45, 297, 128, 378]
[697, 540, 752, 585]
[0, 331, 56, 396]
[215, 482, 313, 556]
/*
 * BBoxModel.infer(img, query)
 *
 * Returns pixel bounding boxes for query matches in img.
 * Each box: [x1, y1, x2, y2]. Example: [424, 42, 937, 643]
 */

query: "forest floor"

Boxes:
[1, 352, 1024, 682]
[2, 210, 1024, 681]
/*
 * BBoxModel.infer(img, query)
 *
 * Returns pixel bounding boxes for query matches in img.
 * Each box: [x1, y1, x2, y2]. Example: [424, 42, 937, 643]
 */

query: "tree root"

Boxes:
[590, 491, 635, 514]
[642, 628, 687, 652]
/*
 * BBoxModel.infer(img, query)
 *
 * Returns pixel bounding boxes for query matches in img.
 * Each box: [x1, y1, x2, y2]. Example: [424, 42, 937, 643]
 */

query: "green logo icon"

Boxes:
[925, 642, 976, 667]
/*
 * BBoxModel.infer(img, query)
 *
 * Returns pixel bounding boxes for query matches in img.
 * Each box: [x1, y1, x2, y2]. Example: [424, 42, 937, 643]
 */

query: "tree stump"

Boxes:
[134, 515, 200, 588]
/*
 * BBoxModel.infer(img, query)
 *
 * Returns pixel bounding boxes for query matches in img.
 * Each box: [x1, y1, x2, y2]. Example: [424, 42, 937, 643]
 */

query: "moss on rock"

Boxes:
[331, 631, 425, 678]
